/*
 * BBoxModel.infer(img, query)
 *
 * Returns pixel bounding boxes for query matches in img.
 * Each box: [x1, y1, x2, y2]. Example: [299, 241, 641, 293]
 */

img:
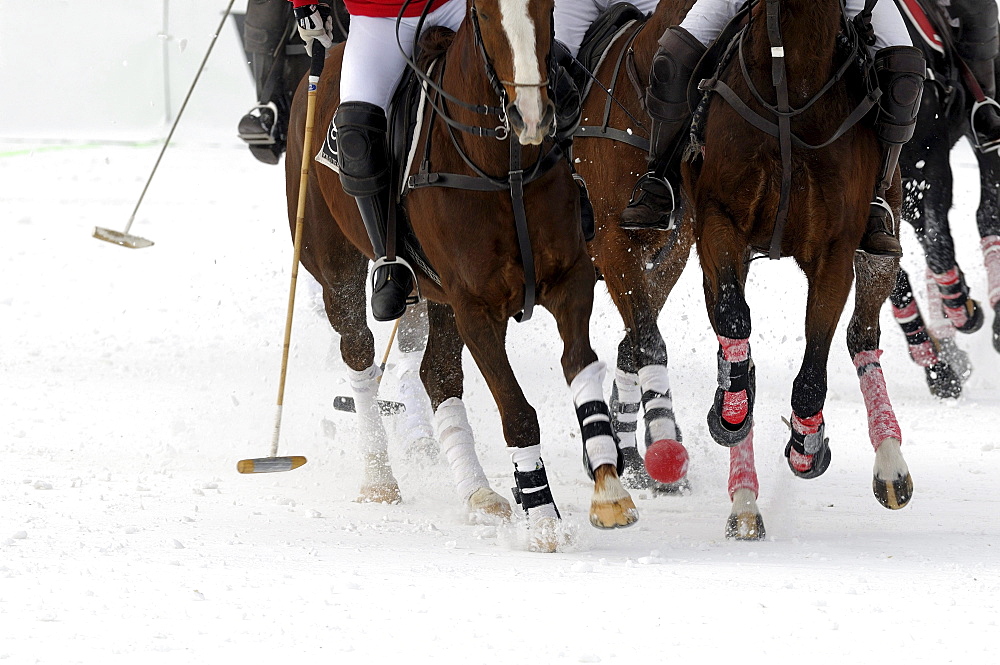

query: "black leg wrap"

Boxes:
[511, 465, 560, 517]
[577, 400, 623, 481]
[707, 351, 755, 447]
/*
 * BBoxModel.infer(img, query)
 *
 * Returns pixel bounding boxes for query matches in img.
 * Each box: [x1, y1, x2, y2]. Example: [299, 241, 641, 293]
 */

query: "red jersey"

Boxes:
[290, 0, 449, 18]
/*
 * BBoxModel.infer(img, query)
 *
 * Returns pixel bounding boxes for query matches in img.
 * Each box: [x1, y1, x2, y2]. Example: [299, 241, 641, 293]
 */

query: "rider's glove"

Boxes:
[293, 2, 335, 56]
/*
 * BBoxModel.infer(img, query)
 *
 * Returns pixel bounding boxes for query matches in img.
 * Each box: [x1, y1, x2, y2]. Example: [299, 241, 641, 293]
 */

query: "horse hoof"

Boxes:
[924, 362, 962, 399]
[357, 482, 402, 505]
[619, 446, 654, 490]
[784, 439, 832, 479]
[937, 337, 973, 381]
[589, 498, 639, 529]
[652, 477, 692, 495]
[873, 473, 913, 509]
[725, 512, 766, 541]
[590, 464, 639, 529]
[527, 516, 560, 553]
[468, 487, 512, 521]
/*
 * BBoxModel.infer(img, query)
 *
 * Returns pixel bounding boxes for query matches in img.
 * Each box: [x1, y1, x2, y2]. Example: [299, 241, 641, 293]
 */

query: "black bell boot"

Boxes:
[335, 101, 416, 321]
[620, 27, 706, 231]
[860, 46, 926, 257]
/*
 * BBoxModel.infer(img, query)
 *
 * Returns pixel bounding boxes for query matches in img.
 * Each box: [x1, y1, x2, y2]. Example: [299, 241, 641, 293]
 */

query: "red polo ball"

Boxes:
[644, 439, 689, 484]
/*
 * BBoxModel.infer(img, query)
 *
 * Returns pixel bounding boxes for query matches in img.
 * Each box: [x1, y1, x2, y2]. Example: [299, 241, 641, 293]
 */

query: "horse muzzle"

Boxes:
[506, 99, 555, 146]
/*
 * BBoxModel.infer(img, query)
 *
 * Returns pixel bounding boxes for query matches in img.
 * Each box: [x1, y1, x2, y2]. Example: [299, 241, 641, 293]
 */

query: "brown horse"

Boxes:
[285, 0, 637, 551]
[685, 0, 915, 537]
[573, 1, 698, 497]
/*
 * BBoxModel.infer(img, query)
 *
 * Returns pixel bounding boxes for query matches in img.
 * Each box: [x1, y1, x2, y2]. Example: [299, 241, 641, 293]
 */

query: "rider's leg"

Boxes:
[861, 46, 925, 257]
[335, 1, 465, 321]
[334, 101, 413, 322]
[239, 0, 296, 164]
[949, 0, 1000, 150]
[619, 26, 707, 230]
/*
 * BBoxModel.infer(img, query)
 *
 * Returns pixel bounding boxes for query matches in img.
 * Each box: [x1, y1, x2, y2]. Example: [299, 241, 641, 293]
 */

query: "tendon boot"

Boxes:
[860, 46, 925, 257]
[620, 27, 706, 231]
[335, 101, 416, 322]
[551, 41, 594, 241]
[967, 57, 1000, 152]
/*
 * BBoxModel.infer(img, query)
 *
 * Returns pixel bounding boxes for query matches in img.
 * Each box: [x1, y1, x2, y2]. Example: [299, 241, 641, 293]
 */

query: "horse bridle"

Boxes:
[700, 0, 882, 261]
[395, 0, 564, 321]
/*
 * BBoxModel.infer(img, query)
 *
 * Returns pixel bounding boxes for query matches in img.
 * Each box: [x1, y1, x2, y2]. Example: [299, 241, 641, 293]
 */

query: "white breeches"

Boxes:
[681, 0, 912, 52]
[554, 0, 661, 57]
[340, 0, 466, 110]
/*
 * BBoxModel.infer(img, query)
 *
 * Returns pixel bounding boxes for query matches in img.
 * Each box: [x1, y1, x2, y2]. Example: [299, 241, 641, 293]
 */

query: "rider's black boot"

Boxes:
[861, 46, 925, 257]
[620, 27, 706, 231]
[334, 101, 415, 322]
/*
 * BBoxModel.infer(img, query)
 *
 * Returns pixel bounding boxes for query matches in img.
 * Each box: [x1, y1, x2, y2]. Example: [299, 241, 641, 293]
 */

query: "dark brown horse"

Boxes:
[571, 2, 706, 497]
[685, 0, 915, 535]
[285, 0, 637, 552]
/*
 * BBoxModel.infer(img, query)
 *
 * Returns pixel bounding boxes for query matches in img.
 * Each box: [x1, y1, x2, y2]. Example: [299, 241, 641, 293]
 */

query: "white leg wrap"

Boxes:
[637, 364, 679, 442]
[394, 351, 435, 445]
[348, 364, 389, 457]
[434, 398, 489, 504]
[613, 367, 641, 450]
[571, 361, 617, 470]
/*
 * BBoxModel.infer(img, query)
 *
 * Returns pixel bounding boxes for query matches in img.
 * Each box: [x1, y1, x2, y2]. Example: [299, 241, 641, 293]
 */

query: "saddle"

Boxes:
[315, 30, 456, 287]
[574, 2, 647, 95]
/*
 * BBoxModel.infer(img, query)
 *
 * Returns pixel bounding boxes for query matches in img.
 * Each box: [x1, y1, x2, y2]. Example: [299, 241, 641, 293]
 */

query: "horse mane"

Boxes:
[416, 26, 456, 70]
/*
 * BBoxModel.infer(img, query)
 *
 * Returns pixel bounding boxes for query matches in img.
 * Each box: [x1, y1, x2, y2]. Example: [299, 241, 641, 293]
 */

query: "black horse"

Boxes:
[890, 0, 1000, 398]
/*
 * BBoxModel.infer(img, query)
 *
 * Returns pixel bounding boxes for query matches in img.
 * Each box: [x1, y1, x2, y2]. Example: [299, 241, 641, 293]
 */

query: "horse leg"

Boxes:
[924, 269, 973, 381]
[851, 254, 912, 510]
[602, 257, 686, 493]
[784, 252, 855, 481]
[312, 229, 401, 504]
[699, 241, 762, 536]
[726, 430, 764, 540]
[546, 259, 639, 531]
[975, 150, 1000, 352]
[915, 148, 985, 334]
[422, 301, 511, 521]
[392, 300, 438, 461]
[448, 300, 564, 551]
[888, 268, 962, 398]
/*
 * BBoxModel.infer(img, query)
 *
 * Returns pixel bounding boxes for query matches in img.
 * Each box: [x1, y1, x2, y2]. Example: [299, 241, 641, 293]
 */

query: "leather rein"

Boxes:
[397, 0, 563, 322]
[699, 0, 881, 260]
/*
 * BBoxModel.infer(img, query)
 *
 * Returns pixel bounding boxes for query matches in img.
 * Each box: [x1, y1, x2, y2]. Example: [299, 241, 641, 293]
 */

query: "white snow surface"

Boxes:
[3, 133, 1000, 663]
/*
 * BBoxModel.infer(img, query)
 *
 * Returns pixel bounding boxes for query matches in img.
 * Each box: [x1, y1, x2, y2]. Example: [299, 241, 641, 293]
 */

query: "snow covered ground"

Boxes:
[2, 129, 999, 663]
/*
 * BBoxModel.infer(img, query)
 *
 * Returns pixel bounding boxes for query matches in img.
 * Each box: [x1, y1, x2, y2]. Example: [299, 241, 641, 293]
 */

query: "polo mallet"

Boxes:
[237, 43, 326, 475]
[332, 319, 407, 415]
[94, 0, 237, 249]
